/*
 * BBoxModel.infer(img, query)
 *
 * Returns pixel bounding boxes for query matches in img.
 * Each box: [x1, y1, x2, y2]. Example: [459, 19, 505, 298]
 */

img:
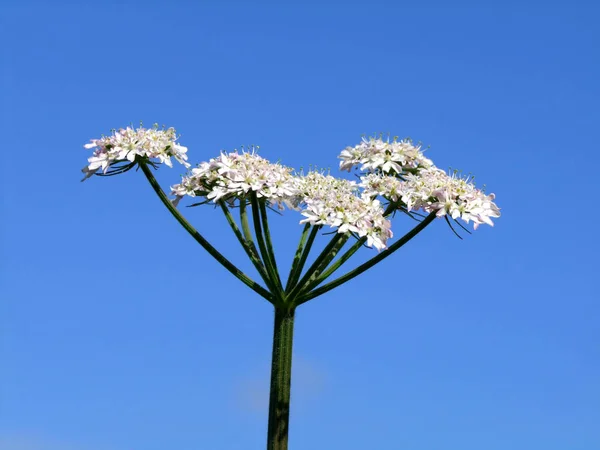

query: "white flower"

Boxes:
[169, 135, 498, 250]
[171, 151, 393, 251]
[339, 136, 434, 175]
[81, 124, 190, 180]
[296, 172, 392, 251]
[170, 149, 299, 207]
[360, 169, 501, 229]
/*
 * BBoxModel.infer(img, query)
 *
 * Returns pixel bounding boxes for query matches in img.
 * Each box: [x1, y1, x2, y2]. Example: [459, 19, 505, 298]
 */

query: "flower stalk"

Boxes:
[285, 224, 319, 293]
[139, 162, 273, 302]
[297, 210, 438, 304]
[251, 194, 285, 299]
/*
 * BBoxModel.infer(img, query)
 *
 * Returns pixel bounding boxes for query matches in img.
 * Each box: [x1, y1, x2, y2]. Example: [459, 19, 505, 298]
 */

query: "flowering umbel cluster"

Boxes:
[339, 136, 435, 173]
[170, 149, 297, 206]
[81, 125, 190, 180]
[170, 151, 393, 250]
[343, 136, 501, 230]
[83, 127, 500, 250]
[295, 172, 391, 251]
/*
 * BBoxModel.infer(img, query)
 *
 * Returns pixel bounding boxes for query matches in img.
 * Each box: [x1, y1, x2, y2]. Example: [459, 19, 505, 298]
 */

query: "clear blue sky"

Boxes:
[1, 2, 599, 449]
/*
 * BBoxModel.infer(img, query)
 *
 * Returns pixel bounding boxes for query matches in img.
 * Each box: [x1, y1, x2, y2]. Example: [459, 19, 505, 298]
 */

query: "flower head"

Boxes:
[343, 133, 501, 230]
[171, 151, 394, 250]
[82, 124, 189, 181]
[339, 136, 434, 174]
[360, 169, 500, 229]
[171, 149, 299, 206]
[295, 172, 392, 251]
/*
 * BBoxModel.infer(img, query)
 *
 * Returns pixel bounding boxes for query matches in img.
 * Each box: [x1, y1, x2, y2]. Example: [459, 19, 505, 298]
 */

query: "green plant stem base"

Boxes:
[267, 307, 295, 450]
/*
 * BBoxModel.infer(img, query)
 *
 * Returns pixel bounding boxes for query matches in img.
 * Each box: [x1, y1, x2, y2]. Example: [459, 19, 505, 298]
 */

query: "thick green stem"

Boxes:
[267, 307, 295, 450]
[297, 211, 438, 304]
[139, 163, 273, 302]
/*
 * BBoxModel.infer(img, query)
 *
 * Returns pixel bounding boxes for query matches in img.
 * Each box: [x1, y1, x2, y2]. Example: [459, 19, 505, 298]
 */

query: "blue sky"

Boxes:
[1, 1, 599, 449]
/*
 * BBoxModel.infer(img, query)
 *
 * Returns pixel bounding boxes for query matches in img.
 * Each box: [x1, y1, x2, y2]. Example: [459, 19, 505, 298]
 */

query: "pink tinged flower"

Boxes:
[207, 186, 229, 201]
[164, 134, 498, 251]
[173, 149, 299, 205]
[81, 124, 189, 181]
[338, 136, 432, 175]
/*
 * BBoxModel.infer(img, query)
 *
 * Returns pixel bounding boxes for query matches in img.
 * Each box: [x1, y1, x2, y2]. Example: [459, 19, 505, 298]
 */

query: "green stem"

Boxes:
[240, 200, 258, 250]
[238, 199, 284, 295]
[259, 201, 283, 289]
[297, 211, 437, 304]
[383, 201, 398, 216]
[284, 224, 311, 292]
[250, 194, 284, 297]
[267, 307, 295, 450]
[285, 225, 319, 294]
[287, 232, 348, 303]
[219, 201, 276, 292]
[139, 163, 273, 302]
[300, 236, 366, 295]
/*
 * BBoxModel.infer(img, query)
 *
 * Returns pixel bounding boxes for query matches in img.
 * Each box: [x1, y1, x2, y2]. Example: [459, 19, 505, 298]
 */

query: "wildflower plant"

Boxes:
[82, 125, 500, 450]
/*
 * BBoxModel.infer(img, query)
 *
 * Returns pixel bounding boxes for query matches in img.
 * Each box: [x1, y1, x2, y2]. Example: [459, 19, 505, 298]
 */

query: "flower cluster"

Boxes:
[360, 172, 404, 201]
[82, 125, 189, 180]
[338, 134, 500, 230]
[171, 149, 299, 206]
[171, 150, 393, 250]
[81, 124, 500, 249]
[360, 169, 500, 229]
[297, 172, 392, 251]
[339, 136, 434, 174]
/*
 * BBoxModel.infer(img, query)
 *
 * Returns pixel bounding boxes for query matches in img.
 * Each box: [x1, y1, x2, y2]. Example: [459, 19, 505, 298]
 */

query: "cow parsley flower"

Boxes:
[172, 151, 393, 250]
[171, 149, 299, 206]
[82, 124, 500, 255]
[296, 172, 392, 251]
[339, 136, 434, 174]
[82, 125, 190, 180]
[360, 172, 405, 201]
[360, 169, 500, 229]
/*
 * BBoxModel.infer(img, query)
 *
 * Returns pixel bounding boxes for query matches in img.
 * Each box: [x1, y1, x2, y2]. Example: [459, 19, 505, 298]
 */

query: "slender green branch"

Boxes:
[240, 200, 258, 251]
[297, 211, 438, 304]
[250, 194, 284, 298]
[219, 201, 277, 291]
[383, 200, 398, 216]
[300, 236, 366, 295]
[287, 232, 348, 303]
[284, 224, 311, 292]
[259, 200, 283, 289]
[139, 163, 273, 302]
[238, 199, 281, 297]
